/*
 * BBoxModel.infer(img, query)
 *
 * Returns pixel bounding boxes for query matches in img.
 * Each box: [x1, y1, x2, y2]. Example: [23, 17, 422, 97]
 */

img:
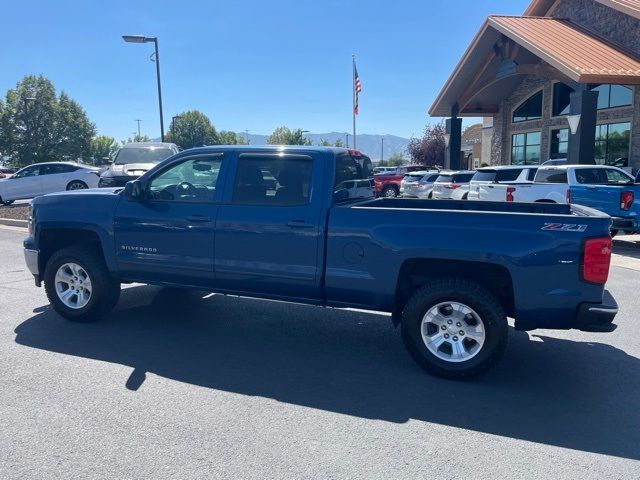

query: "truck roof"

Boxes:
[182, 145, 356, 155]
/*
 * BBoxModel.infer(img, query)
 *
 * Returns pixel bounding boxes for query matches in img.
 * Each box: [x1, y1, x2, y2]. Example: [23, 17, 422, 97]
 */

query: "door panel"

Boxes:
[3, 166, 43, 200]
[214, 152, 323, 300]
[114, 154, 225, 287]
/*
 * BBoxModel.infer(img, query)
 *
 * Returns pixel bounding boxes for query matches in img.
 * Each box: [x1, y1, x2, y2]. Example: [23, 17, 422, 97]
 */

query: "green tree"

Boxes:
[91, 135, 119, 164]
[166, 110, 217, 149]
[0, 75, 95, 166]
[407, 121, 446, 167]
[121, 134, 151, 145]
[217, 130, 246, 145]
[317, 138, 332, 146]
[334, 138, 345, 148]
[386, 152, 405, 166]
[267, 126, 312, 146]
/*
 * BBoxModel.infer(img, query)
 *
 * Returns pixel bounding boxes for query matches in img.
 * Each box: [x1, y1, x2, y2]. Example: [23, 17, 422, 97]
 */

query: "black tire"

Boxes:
[382, 186, 398, 198]
[66, 180, 88, 191]
[610, 229, 619, 238]
[44, 246, 120, 322]
[401, 278, 508, 379]
[0, 196, 14, 206]
[462, 192, 469, 200]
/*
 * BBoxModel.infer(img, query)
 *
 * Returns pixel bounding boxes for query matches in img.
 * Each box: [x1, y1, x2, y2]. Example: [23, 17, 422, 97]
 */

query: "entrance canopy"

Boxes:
[429, 15, 640, 117]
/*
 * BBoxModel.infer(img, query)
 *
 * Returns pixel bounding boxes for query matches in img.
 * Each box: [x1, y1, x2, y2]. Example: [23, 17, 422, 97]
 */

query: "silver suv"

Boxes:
[98, 142, 179, 188]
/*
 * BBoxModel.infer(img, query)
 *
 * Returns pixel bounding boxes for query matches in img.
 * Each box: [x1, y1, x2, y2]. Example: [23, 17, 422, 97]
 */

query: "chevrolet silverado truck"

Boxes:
[471, 165, 640, 235]
[23, 146, 618, 378]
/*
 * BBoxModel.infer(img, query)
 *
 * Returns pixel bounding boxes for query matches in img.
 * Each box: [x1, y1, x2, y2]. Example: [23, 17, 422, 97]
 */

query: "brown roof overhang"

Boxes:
[429, 16, 640, 117]
[525, 0, 640, 20]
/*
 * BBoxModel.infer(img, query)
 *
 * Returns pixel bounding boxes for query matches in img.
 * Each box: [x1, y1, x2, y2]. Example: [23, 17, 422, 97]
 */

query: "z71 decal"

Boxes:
[541, 223, 588, 232]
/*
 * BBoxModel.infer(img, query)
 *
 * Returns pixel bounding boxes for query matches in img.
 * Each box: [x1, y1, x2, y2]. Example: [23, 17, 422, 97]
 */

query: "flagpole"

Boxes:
[352, 54, 356, 150]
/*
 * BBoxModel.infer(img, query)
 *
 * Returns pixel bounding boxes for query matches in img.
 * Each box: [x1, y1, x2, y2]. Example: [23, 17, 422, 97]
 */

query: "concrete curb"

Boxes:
[0, 217, 28, 229]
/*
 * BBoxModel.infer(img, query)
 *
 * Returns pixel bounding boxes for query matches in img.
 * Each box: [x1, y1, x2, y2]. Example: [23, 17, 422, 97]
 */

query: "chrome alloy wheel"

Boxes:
[54, 262, 92, 309]
[420, 301, 486, 363]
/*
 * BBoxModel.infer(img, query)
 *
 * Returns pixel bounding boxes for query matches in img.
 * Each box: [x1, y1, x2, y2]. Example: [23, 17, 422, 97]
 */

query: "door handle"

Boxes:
[187, 214, 211, 222]
[287, 220, 315, 228]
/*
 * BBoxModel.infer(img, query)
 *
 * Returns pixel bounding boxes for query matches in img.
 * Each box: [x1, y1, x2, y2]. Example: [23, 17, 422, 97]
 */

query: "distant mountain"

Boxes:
[153, 132, 411, 160]
[238, 132, 410, 160]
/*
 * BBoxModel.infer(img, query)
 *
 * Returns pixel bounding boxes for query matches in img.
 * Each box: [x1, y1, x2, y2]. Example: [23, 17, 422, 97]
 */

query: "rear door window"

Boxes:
[536, 169, 568, 183]
[435, 175, 453, 183]
[527, 168, 538, 181]
[233, 154, 312, 206]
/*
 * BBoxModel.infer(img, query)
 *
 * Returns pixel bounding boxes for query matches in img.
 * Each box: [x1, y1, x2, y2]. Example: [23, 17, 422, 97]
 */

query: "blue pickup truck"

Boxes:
[23, 146, 619, 378]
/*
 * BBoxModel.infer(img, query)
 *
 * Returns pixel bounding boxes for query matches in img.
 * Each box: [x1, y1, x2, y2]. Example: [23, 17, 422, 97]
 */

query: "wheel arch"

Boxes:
[39, 228, 108, 275]
[394, 258, 515, 325]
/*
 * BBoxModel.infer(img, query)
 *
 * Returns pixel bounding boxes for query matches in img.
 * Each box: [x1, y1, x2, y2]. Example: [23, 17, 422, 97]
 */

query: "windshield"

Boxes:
[472, 171, 497, 182]
[436, 175, 453, 183]
[404, 174, 424, 182]
[114, 147, 174, 165]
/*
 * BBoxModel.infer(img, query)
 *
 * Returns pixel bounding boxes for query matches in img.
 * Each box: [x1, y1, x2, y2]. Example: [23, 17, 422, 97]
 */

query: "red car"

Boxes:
[374, 165, 425, 197]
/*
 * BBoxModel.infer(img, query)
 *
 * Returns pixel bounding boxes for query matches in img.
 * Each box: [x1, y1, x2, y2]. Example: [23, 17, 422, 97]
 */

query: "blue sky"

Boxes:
[1, 0, 530, 141]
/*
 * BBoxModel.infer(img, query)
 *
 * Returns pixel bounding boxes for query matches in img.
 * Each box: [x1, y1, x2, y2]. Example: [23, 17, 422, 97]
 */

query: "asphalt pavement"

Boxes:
[0, 227, 639, 479]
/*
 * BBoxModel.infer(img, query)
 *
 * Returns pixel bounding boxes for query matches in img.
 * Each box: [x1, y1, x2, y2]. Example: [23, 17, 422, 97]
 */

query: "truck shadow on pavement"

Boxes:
[15, 285, 640, 461]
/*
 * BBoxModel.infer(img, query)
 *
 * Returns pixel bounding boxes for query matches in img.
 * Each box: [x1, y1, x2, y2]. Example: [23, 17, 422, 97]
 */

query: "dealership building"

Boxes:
[430, 0, 640, 173]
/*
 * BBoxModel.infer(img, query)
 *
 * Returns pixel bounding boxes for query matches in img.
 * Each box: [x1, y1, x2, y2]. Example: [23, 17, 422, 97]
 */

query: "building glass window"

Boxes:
[590, 84, 633, 109]
[511, 131, 541, 165]
[552, 83, 632, 116]
[552, 83, 573, 116]
[513, 91, 543, 123]
[550, 128, 569, 159]
[594, 122, 631, 167]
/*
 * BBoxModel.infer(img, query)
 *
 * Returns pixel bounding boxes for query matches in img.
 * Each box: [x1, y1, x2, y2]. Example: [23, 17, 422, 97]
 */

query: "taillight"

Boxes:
[621, 191, 634, 211]
[582, 237, 612, 284]
[506, 187, 516, 202]
[445, 183, 461, 190]
[566, 188, 571, 204]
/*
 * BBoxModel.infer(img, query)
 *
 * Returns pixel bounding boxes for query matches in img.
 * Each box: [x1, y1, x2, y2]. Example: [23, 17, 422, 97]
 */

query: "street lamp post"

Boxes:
[346, 133, 350, 148]
[122, 35, 165, 142]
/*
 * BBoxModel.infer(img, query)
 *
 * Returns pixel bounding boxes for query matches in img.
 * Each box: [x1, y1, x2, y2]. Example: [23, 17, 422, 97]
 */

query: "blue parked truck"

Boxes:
[23, 146, 618, 378]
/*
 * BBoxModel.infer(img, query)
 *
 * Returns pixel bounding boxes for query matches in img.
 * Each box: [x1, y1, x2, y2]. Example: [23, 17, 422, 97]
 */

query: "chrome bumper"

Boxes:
[24, 248, 40, 285]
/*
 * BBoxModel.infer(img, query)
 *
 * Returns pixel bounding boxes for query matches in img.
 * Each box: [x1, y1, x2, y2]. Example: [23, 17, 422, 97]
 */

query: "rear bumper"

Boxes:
[611, 216, 638, 233]
[574, 290, 618, 332]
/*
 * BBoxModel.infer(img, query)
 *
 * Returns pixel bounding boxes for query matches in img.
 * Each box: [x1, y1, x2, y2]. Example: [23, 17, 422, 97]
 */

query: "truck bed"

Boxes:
[353, 197, 586, 216]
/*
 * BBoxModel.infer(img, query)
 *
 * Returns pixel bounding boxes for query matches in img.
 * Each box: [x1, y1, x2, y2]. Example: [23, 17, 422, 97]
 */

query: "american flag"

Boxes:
[354, 64, 362, 116]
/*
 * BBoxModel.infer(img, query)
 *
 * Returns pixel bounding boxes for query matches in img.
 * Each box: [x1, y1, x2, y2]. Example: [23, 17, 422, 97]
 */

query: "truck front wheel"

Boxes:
[44, 246, 121, 322]
[401, 278, 508, 379]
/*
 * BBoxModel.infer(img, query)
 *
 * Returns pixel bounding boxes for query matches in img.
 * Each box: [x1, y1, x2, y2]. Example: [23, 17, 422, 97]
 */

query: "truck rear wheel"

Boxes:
[401, 278, 507, 379]
[44, 246, 120, 322]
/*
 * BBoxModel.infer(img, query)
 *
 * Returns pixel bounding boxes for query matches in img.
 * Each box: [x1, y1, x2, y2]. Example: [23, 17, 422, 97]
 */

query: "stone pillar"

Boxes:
[568, 88, 598, 164]
[446, 116, 463, 170]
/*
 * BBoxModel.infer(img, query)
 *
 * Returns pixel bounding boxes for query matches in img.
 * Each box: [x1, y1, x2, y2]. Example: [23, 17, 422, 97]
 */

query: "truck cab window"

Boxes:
[148, 156, 222, 202]
[232, 154, 312, 206]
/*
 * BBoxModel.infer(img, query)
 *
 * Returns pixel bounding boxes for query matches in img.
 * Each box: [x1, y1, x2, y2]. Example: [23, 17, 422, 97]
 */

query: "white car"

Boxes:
[0, 162, 100, 205]
[400, 171, 440, 198]
[467, 165, 538, 200]
[334, 178, 375, 200]
[431, 171, 475, 200]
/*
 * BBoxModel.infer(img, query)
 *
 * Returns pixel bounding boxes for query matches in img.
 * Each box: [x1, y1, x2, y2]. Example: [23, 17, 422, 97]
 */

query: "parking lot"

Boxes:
[0, 226, 639, 479]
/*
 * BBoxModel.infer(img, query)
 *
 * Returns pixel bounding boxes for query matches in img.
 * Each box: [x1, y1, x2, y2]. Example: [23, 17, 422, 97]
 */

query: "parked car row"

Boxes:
[0, 142, 180, 205]
[0, 162, 101, 205]
[394, 163, 639, 236]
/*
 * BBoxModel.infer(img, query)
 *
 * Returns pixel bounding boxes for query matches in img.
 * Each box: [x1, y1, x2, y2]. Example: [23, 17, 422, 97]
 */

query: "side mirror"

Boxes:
[124, 180, 144, 200]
